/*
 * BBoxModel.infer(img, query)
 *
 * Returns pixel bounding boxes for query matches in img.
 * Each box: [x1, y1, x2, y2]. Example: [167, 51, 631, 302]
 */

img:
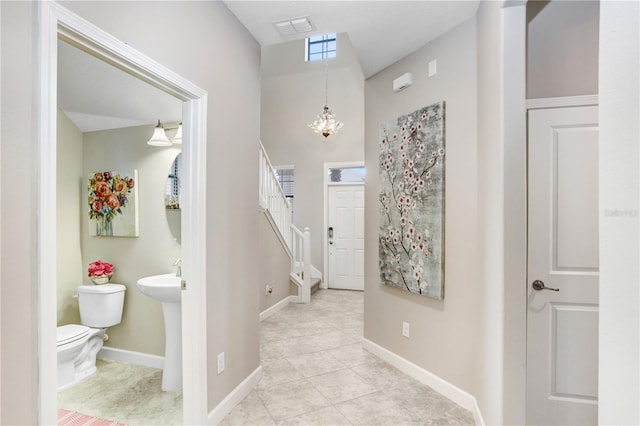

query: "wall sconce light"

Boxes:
[171, 123, 182, 145]
[147, 120, 182, 146]
[147, 120, 172, 146]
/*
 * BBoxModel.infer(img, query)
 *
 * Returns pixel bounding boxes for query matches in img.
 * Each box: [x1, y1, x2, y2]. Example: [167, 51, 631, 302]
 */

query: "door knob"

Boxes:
[532, 280, 559, 292]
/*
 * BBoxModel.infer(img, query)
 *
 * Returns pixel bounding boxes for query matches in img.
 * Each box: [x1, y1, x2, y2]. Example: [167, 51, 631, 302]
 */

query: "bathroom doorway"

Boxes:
[37, 3, 208, 424]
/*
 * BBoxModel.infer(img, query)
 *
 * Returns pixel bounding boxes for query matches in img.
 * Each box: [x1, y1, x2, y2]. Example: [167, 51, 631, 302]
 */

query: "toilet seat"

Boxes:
[57, 324, 90, 347]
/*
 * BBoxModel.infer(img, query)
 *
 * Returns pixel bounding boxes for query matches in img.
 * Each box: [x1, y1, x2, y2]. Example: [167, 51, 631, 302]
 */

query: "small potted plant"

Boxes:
[88, 260, 114, 285]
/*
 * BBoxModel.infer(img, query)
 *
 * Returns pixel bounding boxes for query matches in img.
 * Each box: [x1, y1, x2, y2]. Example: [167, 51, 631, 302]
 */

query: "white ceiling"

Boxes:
[58, 40, 183, 133]
[223, 1, 480, 78]
[58, 1, 479, 132]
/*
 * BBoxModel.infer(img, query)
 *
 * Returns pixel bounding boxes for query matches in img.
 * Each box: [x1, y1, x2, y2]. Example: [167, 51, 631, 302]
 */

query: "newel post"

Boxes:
[302, 227, 312, 303]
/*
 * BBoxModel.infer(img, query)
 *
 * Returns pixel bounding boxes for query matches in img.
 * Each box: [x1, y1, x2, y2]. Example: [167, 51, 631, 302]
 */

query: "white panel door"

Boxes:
[328, 184, 364, 290]
[527, 106, 599, 425]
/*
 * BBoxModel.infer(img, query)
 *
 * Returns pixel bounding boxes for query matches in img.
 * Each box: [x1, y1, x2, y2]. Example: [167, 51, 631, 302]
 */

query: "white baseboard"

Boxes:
[260, 295, 297, 321]
[208, 365, 263, 425]
[98, 346, 164, 370]
[362, 338, 485, 426]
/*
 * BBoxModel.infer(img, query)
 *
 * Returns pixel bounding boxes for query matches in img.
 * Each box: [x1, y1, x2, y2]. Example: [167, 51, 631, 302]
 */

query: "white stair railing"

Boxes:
[259, 141, 314, 303]
[259, 141, 292, 247]
[290, 225, 311, 304]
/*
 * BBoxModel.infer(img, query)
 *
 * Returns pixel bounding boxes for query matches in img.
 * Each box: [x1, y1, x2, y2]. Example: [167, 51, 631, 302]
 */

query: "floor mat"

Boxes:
[58, 408, 126, 426]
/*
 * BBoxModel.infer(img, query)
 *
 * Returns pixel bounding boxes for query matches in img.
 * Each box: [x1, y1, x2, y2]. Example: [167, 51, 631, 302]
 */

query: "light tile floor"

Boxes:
[222, 289, 475, 426]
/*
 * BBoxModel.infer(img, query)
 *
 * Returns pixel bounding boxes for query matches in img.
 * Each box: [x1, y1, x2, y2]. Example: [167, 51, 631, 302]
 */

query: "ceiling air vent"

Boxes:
[273, 16, 315, 37]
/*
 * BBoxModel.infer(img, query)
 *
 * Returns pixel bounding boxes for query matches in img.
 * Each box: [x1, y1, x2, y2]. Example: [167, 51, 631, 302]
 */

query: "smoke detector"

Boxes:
[273, 16, 315, 37]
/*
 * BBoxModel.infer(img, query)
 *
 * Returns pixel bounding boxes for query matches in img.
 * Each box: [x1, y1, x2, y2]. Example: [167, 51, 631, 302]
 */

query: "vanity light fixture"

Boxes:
[147, 120, 183, 146]
[171, 123, 182, 145]
[147, 120, 172, 147]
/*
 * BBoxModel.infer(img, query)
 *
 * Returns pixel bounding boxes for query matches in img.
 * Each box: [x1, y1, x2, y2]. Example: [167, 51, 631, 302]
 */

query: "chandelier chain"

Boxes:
[324, 58, 329, 106]
[308, 57, 344, 138]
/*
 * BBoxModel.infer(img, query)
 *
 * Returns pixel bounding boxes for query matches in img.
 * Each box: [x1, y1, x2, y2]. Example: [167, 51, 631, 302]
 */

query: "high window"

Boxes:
[328, 166, 366, 183]
[305, 34, 337, 62]
[275, 167, 295, 221]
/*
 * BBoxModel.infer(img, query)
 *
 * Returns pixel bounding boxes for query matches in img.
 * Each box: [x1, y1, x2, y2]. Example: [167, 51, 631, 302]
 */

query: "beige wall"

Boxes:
[81, 124, 182, 356]
[527, 0, 599, 98]
[261, 34, 365, 269]
[57, 110, 85, 326]
[364, 13, 482, 408]
[1, 0, 261, 420]
[1, 2, 38, 423]
[259, 213, 294, 313]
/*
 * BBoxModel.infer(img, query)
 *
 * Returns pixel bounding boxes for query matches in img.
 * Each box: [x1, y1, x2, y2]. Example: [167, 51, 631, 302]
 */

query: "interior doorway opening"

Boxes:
[37, 2, 208, 424]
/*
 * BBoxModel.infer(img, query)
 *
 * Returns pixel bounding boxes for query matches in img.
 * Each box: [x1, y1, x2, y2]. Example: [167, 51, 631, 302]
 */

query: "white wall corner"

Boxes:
[362, 338, 484, 425]
[207, 366, 263, 425]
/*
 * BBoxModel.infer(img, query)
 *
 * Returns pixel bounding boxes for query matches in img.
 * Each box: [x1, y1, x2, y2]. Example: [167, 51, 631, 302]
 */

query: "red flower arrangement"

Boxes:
[88, 260, 114, 283]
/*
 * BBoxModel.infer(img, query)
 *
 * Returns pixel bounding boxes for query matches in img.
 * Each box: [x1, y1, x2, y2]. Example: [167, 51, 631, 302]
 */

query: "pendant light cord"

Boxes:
[324, 58, 329, 107]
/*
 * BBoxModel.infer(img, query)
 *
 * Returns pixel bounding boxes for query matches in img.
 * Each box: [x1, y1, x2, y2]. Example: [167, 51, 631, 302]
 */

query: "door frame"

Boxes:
[37, 2, 208, 424]
[323, 161, 365, 290]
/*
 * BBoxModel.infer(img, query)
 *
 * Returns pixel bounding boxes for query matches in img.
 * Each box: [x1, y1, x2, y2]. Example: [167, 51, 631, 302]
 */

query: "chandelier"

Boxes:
[308, 60, 344, 138]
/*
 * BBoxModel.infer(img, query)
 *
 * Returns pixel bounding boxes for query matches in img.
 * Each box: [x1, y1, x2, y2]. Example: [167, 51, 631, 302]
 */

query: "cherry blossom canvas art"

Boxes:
[379, 102, 445, 299]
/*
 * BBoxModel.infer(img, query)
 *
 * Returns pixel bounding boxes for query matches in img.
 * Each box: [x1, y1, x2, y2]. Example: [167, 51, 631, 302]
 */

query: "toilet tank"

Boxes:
[77, 283, 126, 328]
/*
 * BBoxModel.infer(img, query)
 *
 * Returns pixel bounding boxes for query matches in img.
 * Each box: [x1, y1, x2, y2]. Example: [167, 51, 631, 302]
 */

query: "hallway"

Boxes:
[222, 290, 474, 425]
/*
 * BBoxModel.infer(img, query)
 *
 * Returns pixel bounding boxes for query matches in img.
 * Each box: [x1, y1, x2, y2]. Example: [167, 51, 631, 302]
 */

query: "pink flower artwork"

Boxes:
[378, 102, 445, 300]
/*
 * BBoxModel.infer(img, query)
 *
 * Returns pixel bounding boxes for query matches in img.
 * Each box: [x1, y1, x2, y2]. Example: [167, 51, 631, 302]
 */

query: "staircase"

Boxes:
[259, 141, 321, 303]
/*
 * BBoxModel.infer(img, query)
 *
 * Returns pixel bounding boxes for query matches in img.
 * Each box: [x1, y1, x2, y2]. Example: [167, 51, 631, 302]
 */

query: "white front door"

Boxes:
[526, 105, 599, 425]
[328, 184, 364, 290]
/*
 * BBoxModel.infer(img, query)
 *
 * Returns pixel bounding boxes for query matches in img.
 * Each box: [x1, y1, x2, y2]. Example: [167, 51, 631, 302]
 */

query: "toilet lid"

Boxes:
[57, 324, 90, 347]
[78, 283, 126, 294]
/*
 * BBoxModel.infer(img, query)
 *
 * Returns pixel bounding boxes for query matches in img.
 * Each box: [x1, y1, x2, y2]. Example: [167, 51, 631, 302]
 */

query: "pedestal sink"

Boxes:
[136, 273, 182, 392]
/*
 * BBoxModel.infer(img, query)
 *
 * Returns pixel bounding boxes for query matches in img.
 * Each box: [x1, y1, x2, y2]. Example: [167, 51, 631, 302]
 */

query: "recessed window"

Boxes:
[305, 34, 337, 62]
[275, 167, 295, 221]
[328, 166, 365, 183]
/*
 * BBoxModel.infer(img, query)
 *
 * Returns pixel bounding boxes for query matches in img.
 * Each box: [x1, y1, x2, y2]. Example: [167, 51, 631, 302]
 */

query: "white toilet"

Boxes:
[57, 283, 126, 391]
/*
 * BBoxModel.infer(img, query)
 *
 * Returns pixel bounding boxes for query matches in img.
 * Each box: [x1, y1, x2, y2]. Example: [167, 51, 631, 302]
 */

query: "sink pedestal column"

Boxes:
[161, 301, 182, 392]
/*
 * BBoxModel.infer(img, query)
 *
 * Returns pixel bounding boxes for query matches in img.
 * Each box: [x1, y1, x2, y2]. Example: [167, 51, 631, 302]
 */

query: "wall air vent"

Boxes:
[273, 16, 315, 37]
[393, 72, 413, 93]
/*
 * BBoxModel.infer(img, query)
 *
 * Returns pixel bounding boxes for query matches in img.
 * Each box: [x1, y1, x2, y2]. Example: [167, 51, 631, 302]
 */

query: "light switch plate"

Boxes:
[428, 59, 437, 77]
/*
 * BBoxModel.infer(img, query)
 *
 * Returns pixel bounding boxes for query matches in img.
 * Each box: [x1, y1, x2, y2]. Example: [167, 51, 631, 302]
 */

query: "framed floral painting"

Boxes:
[88, 170, 139, 237]
[379, 102, 445, 300]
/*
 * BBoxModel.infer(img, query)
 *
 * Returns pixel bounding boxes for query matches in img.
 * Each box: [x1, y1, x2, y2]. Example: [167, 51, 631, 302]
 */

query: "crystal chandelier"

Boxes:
[308, 60, 344, 138]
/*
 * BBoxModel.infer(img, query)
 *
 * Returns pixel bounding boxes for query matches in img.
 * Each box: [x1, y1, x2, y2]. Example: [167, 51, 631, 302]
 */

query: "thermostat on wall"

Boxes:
[393, 72, 413, 92]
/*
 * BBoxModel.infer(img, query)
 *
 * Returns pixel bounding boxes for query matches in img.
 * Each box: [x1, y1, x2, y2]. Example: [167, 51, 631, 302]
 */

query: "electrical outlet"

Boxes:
[217, 352, 225, 374]
[402, 321, 410, 338]
[265, 284, 273, 295]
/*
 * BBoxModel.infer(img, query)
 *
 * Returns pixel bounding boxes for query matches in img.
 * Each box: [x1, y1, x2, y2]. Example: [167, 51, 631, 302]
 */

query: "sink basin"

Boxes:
[136, 273, 181, 303]
[137, 273, 182, 392]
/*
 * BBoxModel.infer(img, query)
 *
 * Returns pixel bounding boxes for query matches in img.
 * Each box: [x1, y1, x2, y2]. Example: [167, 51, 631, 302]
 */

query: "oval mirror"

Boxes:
[165, 153, 181, 244]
